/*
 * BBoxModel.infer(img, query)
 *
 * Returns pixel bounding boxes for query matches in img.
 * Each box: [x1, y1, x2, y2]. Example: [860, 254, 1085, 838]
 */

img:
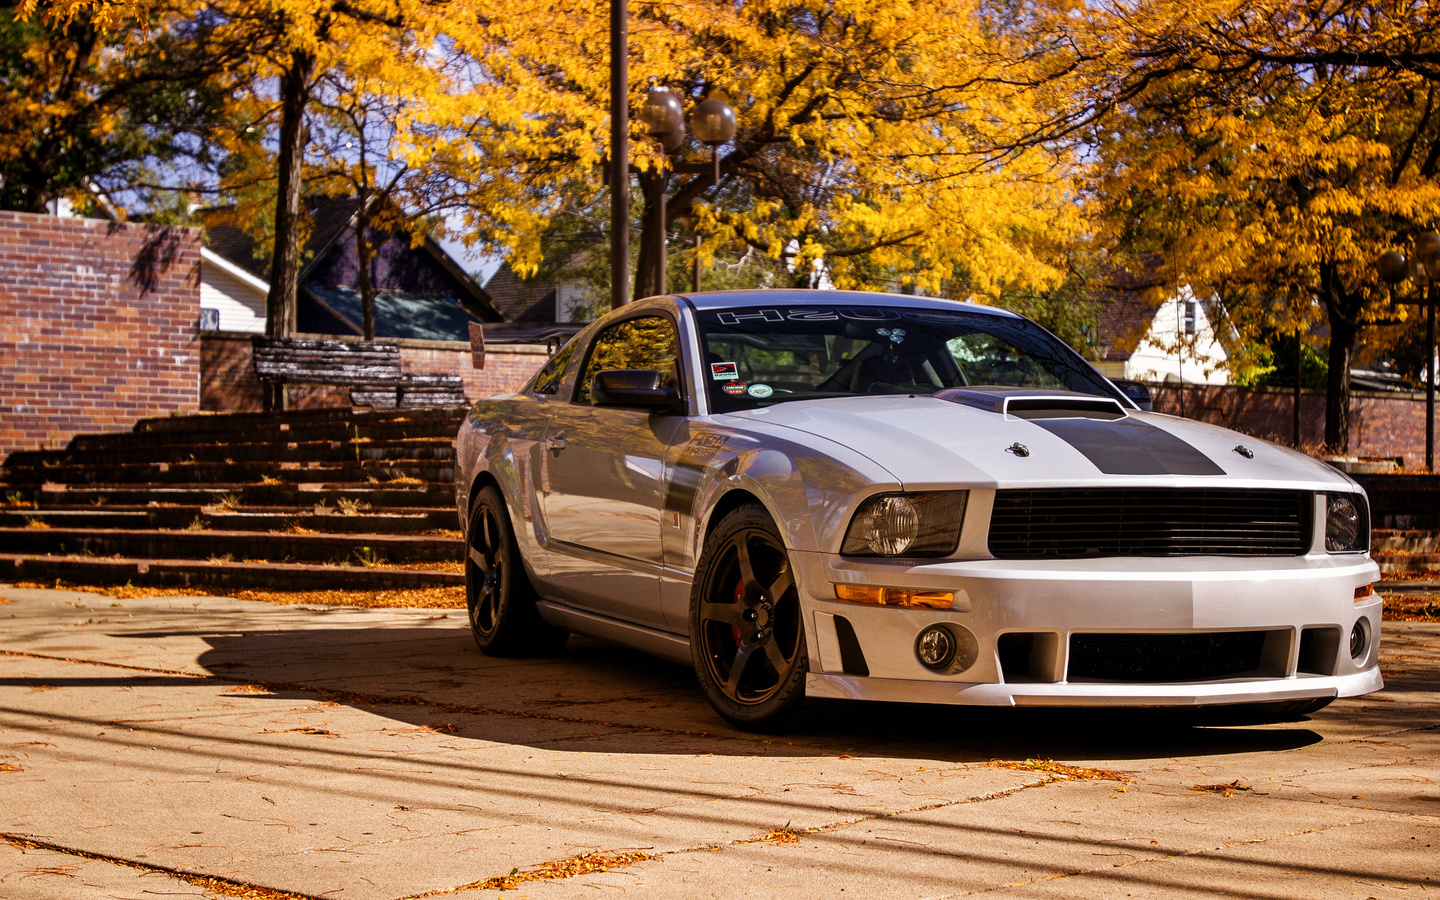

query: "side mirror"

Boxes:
[591, 369, 682, 412]
[1111, 379, 1153, 411]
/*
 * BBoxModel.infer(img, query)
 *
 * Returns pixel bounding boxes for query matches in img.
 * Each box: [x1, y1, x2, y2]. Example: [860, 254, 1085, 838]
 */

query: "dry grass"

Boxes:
[23, 517, 50, 529]
[185, 516, 209, 531]
[336, 497, 370, 515]
[385, 472, 424, 484]
[258, 475, 282, 485]
[285, 523, 321, 535]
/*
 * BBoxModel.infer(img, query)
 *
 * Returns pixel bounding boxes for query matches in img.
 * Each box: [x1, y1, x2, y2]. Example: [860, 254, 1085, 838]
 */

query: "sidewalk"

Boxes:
[2, 585, 1437, 899]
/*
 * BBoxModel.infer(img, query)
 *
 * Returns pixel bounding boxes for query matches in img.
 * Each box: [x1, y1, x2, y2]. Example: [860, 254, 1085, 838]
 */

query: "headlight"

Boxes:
[841, 491, 968, 557]
[1325, 492, 1369, 553]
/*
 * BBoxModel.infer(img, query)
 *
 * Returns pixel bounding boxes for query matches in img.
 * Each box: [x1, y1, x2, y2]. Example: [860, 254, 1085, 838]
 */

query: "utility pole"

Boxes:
[609, 0, 628, 310]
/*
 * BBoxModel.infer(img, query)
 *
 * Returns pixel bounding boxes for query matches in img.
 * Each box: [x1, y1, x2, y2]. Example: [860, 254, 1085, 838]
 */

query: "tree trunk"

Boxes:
[1320, 262, 1362, 452]
[356, 207, 375, 340]
[263, 49, 317, 412]
[633, 169, 669, 300]
[1324, 314, 1355, 452]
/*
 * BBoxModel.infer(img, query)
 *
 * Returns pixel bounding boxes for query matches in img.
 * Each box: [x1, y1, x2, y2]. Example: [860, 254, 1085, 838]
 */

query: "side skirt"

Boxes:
[536, 599, 693, 665]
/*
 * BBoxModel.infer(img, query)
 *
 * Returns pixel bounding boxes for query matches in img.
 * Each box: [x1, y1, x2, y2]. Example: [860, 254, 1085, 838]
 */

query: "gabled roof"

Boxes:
[484, 261, 561, 322]
[199, 196, 501, 322]
[308, 286, 486, 342]
[1096, 293, 1162, 362]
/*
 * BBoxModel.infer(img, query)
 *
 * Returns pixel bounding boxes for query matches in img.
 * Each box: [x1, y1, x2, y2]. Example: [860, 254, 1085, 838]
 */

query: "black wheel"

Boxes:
[467, 484, 567, 656]
[690, 504, 809, 730]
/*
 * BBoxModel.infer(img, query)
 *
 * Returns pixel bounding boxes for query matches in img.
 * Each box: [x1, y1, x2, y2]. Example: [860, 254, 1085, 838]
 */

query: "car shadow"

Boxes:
[104, 618, 1367, 762]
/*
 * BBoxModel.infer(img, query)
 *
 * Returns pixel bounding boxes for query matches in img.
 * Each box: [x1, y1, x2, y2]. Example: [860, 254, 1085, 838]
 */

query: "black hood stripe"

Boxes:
[1035, 417, 1226, 476]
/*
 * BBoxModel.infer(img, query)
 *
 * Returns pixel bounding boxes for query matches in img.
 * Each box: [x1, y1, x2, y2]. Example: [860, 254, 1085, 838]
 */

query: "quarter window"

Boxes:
[576, 316, 681, 404]
[530, 340, 579, 395]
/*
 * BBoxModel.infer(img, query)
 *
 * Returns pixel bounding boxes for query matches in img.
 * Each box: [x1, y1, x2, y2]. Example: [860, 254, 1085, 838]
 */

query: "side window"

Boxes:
[530, 340, 578, 395]
[576, 316, 680, 404]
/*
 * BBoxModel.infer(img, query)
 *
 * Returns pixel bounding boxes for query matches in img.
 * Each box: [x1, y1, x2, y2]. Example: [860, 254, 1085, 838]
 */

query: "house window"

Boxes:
[1180, 298, 1198, 335]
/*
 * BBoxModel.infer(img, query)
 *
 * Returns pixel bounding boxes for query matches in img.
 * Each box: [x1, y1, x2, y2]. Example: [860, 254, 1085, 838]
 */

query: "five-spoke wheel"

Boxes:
[466, 484, 567, 656]
[691, 503, 809, 729]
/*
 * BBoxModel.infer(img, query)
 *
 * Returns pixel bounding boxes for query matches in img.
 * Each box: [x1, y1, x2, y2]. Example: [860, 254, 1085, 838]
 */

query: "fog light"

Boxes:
[916, 625, 957, 671]
[1350, 621, 1368, 661]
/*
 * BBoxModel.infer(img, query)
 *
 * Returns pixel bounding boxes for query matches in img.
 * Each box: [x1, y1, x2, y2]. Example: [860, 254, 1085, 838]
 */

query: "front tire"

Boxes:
[466, 484, 567, 657]
[690, 503, 809, 731]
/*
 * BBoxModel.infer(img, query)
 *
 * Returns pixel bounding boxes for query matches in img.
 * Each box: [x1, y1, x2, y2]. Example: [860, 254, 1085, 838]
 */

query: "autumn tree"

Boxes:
[0, 0, 236, 215]
[1020, 0, 1440, 450]
[424, 0, 1087, 306]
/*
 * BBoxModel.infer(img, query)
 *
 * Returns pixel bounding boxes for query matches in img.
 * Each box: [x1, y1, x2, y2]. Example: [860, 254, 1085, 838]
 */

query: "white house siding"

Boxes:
[1124, 287, 1230, 385]
[200, 253, 267, 333]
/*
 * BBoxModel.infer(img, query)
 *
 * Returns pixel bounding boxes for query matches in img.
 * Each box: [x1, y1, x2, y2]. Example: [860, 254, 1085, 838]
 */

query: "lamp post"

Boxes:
[632, 86, 737, 300]
[609, 0, 628, 310]
[1378, 230, 1440, 471]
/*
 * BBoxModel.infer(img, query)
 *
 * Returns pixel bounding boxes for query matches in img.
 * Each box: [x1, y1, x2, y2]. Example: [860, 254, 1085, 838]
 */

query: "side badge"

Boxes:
[1007, 442, 1030, 458]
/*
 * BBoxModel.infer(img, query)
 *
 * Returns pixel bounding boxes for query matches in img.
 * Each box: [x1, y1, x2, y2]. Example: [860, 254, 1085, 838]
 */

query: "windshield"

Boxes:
[695, 304, 1119, 412]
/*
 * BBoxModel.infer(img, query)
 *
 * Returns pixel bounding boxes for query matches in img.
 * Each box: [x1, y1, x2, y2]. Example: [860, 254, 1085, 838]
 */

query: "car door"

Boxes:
[538, 313, 688, 627]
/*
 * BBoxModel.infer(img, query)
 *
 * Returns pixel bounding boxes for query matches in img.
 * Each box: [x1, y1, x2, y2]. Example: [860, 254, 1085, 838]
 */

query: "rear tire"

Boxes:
[690, 503, 810, 731]
[466, 484, 567, 657]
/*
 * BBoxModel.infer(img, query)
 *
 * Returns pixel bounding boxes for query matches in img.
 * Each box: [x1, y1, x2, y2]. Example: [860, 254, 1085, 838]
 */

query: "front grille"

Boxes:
[1068, 632, 1267, 682]
[988, 489, 1312, 559]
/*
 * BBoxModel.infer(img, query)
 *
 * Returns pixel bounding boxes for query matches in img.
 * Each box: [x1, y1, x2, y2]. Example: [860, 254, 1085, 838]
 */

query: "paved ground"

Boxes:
[1, 586, 1437, 900]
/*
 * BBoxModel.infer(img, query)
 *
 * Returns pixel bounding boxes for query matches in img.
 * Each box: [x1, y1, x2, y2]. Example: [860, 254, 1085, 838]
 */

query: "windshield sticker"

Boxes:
[715, 310, 785, 326]
[722, 382, 748, 395]
[710, 361, 739, 380]
[747, 384, 774, 399]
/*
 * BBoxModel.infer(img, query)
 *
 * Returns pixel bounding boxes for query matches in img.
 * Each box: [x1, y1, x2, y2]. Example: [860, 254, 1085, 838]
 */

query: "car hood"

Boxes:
[720, 395, 1356, 492]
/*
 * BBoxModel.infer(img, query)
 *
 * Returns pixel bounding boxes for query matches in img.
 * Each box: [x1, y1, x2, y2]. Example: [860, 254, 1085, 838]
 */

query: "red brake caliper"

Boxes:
[731, 577, 745, 646]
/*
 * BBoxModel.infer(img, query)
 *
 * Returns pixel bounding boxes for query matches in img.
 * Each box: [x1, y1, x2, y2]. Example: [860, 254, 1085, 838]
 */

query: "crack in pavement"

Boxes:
[1, 833, 332, 900]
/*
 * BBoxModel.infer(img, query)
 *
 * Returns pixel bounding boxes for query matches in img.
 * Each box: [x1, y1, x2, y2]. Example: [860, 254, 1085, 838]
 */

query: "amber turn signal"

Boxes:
[834, 584, 954, 610]
[1354, 583, 1376, 601]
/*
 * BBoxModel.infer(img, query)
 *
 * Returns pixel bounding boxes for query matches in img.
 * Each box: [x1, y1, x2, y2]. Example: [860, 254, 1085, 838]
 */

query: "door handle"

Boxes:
[546, 435, 568, 453]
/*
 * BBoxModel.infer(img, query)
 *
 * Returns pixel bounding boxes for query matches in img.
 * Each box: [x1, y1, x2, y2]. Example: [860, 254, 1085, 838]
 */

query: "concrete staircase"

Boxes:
[0, 407, 466, 590]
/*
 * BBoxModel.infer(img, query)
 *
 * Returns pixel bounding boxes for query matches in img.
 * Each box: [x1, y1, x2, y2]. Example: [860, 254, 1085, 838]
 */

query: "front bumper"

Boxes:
[794, 550, 1383, 707]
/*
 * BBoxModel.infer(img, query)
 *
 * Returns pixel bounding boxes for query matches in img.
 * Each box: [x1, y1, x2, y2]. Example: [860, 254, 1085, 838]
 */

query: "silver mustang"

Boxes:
[455, 290, 1382, 729]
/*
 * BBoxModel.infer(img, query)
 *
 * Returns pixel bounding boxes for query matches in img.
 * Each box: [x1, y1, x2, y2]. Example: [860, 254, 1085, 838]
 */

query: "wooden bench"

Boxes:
[251, 337, 466, 409]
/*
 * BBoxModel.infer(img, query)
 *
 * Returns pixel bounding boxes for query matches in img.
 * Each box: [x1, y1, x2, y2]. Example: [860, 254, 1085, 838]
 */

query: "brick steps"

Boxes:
[0, 527, 462, 564]
[7, 438, 457, 467]
[4, 459, 454, 485]
[1, 507, 459, 533]
[0, 554, 462, 590]
[24, 483, 455, 507]
[72, 419, 462, 449]
[0, 407, 469, 591]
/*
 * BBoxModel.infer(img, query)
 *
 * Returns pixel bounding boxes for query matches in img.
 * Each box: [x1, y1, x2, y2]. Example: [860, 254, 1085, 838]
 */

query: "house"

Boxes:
[199, 197, 503, 339]
[1094, 286, 1231, 385]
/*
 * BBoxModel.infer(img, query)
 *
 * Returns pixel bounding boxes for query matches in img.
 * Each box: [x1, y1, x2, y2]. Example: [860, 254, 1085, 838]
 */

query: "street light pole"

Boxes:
[1377, 232, 1440, 471]
[609, 0, 628, 311]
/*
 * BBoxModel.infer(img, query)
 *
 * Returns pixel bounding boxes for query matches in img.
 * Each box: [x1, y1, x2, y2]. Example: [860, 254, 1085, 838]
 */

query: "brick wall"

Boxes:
[201, 333, 550, 412]
[1151, 384, 1431, 467]
[0, 212, 201, 458]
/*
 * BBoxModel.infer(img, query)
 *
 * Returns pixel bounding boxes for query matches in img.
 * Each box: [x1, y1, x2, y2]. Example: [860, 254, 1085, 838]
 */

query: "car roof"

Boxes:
[672, 289, 1019, 317]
